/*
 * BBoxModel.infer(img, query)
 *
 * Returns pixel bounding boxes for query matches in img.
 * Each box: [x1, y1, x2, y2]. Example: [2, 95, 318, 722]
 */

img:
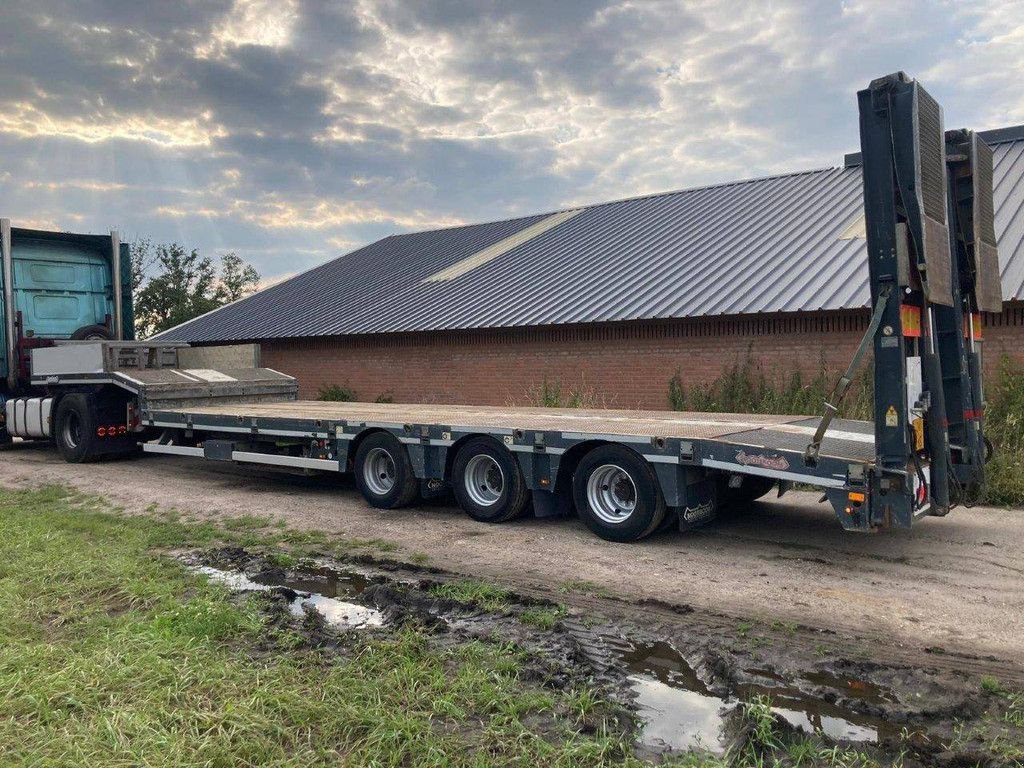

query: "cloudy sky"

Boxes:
[1, 0, 1022, 282]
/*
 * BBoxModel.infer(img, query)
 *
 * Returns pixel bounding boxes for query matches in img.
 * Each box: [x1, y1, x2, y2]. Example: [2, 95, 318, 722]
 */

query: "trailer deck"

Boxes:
[154, 401, 876, 464]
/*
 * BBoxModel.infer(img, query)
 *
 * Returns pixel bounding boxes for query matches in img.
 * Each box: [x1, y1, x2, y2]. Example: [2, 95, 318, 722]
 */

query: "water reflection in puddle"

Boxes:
[193, 565, 383, 629]
[622, 642, 726, 753]
[613, 639, 894, 753]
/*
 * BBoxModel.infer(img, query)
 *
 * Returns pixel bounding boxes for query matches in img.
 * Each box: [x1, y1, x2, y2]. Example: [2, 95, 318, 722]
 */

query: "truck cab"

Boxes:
[1, 220, 132, 396]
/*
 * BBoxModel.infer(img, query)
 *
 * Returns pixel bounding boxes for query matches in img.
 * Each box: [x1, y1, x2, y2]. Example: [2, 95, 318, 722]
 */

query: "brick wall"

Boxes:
[257, 308, 1024, 409]
[255, 306, 1024, 409]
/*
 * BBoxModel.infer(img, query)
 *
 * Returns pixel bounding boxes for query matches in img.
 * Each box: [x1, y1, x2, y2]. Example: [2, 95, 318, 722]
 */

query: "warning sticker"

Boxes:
[885, 405, 898, 427]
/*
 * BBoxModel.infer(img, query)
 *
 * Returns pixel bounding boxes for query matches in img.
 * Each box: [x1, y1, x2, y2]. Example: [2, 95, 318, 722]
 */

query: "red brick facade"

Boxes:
[258, 305, 1024, 410]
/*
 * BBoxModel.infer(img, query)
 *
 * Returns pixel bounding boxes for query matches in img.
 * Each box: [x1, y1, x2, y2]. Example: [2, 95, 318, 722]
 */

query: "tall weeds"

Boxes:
[981, 356, 1024, 506]
[669, 350, 1024, 507]
[668, 352, 873, 420]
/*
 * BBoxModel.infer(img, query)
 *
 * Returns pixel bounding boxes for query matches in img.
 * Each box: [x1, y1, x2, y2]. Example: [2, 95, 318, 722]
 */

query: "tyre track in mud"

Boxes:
[2, 445, 1023, 675]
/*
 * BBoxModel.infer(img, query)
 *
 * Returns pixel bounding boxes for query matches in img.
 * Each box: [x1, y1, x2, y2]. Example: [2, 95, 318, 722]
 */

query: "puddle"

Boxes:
[610, 638, 895, 753]
[803, 670, 893, 705]
[620, 641, 727, 754]
[193, 564, 383, 629]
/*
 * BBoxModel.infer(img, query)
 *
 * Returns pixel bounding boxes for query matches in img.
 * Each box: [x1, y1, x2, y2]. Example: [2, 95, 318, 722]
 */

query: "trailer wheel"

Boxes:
[717, 475, 776, 509]
[573, 445, 666, 542]
[353, 432, 419, 509]
[54, 394, 100, 463]
[452, 438, 530, 523]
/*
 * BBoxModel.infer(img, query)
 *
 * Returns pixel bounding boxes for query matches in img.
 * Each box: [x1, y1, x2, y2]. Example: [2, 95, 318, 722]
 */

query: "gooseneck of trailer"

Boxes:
[0, 72, 1002, 542]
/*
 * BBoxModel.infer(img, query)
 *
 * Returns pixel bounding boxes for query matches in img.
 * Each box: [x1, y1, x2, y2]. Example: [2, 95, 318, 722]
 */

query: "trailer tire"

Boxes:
[573, 445, 666, 542]
[452, 438, 530, 523]
[70, 324, 112, 341]
[353, 432, 419, 509]
[717, 475, 776, 510]
[53, 394, 100, 463]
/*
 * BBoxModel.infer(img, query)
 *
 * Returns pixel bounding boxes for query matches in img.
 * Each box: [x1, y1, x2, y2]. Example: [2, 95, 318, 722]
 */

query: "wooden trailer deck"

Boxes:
[159, 401, 877, 463]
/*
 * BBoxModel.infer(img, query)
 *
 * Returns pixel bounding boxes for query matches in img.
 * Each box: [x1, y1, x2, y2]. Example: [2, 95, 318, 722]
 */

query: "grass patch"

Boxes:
[982, 675, 1006, 694]
[430, 579, 513, 612]
[558, 579, 612, 598]
[520, 378, 611, 409]
[0, 485, 667, 767]
[519, 605, 568, 630]
[221, 513, 275, 530]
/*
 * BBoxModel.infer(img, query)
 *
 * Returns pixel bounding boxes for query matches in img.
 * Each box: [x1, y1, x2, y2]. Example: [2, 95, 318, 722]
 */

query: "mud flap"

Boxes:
[532, 488, 570, 518]
[677, 477, 717, 532]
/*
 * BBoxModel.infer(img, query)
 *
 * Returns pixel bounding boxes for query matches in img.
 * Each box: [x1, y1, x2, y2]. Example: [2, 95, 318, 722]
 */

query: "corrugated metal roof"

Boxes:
[160, 131, 1024, 344]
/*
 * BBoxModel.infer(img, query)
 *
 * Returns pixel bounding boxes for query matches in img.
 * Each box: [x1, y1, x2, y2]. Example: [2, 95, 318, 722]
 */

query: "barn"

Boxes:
[160, 126, 1024, 410]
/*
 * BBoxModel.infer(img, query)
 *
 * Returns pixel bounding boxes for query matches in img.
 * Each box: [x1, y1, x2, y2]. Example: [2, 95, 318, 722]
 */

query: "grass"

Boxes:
[558, 579, 612, 598]
[520, 379, 611, 409]
[982, 356, 1024, 506]
[0, 484, 676, 767]
[668, 349, 873, 421]
[519, 605, 568, 630]
[317, 383, 357, 402]
[669, 350, 1024, 507]
[982, 675, 1005, 694]
[409, 551, 430, 566]
[430, 579, 513, 612]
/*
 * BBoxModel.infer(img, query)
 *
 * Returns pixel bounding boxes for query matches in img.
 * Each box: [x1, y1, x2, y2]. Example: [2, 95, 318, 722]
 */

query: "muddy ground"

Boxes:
[187, 546, 1024, 765]
[2, 446, 1021, 669]
[4, 445, 1024, 762]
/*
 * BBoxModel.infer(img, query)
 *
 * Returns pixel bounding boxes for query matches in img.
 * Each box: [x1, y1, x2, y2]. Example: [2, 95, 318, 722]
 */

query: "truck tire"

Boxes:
[717, 475, 776, 509]
[573, 445, 666, 542]
[451, 437, 530, 523]
[353, 432, 419, 509]
[54, 394, 100, 463]
[70, 324, 112, 341]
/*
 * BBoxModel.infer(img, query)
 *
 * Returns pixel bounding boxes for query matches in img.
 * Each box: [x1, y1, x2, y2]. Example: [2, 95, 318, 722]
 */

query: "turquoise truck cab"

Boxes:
[0, 220, 133, 394]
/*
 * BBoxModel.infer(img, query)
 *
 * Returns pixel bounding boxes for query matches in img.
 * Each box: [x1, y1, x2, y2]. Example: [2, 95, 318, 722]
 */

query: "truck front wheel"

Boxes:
[573, 445, 666, 542]
[54, 394, 100, 463]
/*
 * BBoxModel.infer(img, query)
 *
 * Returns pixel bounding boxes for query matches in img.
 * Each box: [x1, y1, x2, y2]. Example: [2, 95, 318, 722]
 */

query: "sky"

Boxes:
[1, 0, 1022, 284]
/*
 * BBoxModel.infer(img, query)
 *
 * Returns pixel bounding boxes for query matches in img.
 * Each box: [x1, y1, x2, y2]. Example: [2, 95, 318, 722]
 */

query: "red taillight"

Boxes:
[97, 427, 107, 437]
[117, 426, 127, 435]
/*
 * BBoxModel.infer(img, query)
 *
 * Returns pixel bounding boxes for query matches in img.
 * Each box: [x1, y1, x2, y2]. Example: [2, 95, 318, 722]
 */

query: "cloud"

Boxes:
[0, 0, 1020, 282]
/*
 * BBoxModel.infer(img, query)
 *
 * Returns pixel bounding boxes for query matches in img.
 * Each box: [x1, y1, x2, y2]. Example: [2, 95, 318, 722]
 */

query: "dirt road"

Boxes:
[3, 445, 1022, 667]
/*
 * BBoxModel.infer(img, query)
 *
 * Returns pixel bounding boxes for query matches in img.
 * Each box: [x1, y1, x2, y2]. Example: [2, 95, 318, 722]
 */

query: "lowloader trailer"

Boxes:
[0, 73, 1002, 542]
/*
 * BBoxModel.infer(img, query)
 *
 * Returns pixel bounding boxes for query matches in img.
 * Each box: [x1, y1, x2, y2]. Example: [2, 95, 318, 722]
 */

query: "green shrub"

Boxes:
[982, 356, 1024, 506]
[670, 350, 1024, 507]
[668, 350, 872, 420]
[523, 378, 604, 408]
[317, 383, 357, 402]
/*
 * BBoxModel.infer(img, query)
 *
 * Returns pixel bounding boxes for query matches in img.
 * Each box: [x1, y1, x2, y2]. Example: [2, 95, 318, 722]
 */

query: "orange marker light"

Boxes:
[848, 491, 866, 504]
[900, 304, 922, 337]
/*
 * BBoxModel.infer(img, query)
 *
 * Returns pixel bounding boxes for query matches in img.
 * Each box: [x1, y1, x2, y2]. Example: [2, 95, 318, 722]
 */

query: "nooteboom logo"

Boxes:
[682, 499, 715, 524]
[735, 450, 790, 471]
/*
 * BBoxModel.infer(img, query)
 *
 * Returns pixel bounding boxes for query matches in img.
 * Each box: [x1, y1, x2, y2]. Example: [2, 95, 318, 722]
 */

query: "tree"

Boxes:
[219, 251, 261, 303]
[131, 241, 261, 338]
